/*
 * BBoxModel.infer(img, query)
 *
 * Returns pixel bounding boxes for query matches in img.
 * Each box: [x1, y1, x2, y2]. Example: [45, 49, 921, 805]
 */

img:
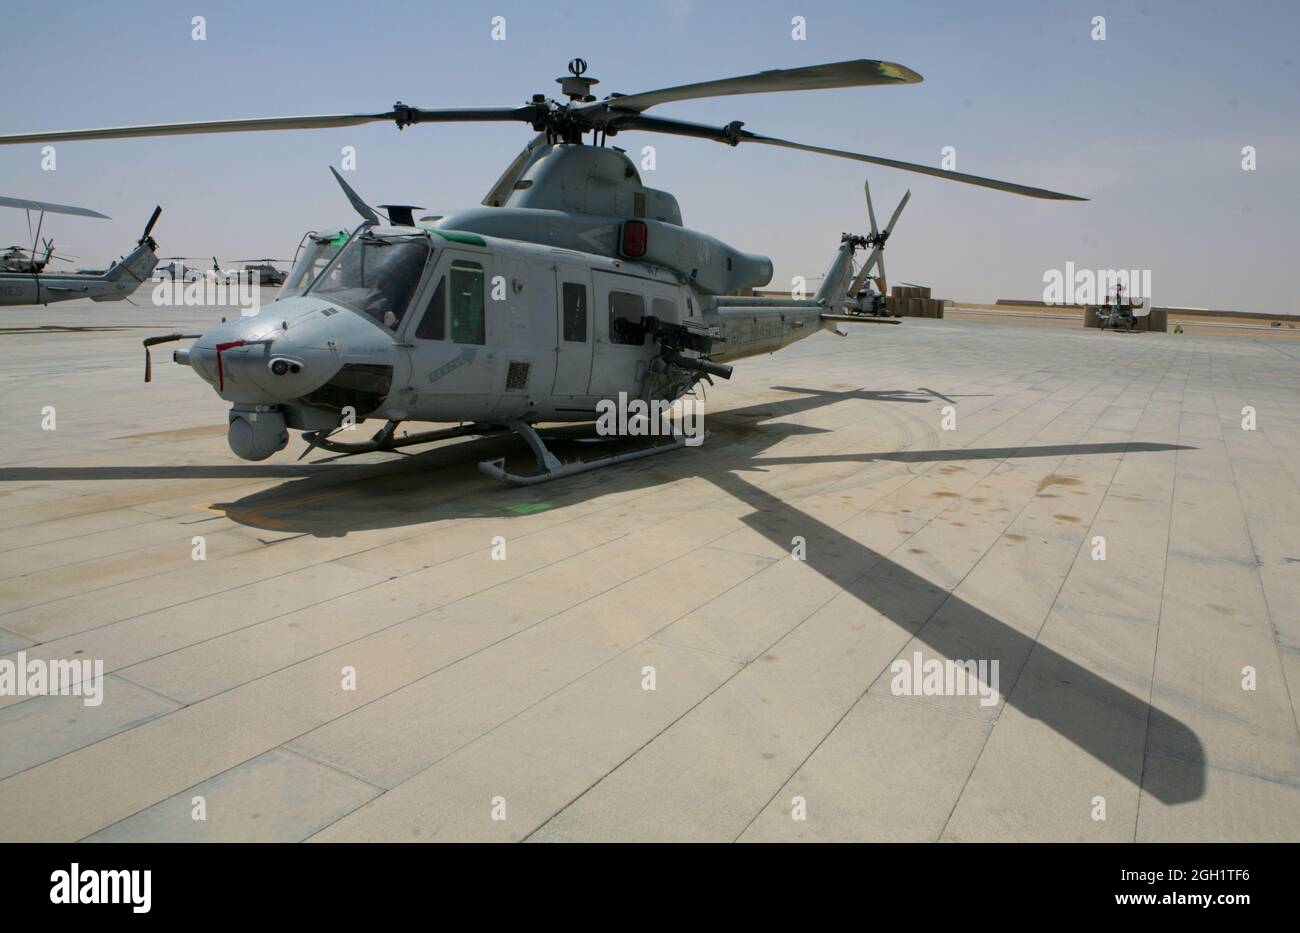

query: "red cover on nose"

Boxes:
[215, 340, 246, 391]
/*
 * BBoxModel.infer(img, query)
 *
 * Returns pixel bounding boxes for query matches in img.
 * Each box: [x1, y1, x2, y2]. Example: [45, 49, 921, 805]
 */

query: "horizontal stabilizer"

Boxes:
[820, 312, 900, 325]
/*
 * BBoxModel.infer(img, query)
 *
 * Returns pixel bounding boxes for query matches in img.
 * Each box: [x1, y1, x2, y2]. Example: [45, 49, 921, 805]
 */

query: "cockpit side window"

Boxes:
[449, 260, 486, 345]
[414, 276, 446, 340]
[308, 234, 431, 331]
[280, 233, 344, 299]
[562, 282, 587, 342]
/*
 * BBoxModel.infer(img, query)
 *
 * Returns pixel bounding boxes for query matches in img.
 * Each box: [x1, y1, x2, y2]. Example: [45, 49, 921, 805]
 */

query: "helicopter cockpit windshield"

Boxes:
[307, 231, 432, 330]
[279, 227, 349, 300]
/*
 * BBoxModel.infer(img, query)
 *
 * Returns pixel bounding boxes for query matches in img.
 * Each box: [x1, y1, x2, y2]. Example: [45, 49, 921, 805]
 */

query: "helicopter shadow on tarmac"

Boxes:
[209, 383, 1203, 807]
[187, 387, 946, 535]
[0, 384, 1205, 806]
[693, 388, 1203, 808]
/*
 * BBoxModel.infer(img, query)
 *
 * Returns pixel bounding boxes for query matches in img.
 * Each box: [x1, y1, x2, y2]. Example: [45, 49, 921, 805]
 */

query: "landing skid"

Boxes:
[301, 418, 696, 486]
[299, 420, 501, 458]
[478, 420, 695, 486]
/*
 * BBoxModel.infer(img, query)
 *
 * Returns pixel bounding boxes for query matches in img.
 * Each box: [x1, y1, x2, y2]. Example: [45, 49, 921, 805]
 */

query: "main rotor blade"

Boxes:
[392, 106, 537, 127]
[586, 59, 922, 116]
[330, 167, 380, 225]
[0, 107, 533, 146]
[8, 246, 79, 260]
[0, 114, 390, 145]
[0, 194, 109, 218]
[747, 134, 1085, 200]
[885, 190, 910, 234]
[605, 114, 1086, 201]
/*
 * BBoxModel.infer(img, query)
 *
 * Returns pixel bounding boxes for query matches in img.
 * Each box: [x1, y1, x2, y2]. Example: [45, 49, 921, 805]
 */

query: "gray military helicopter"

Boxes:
[0, 58, 1083, 483]
[838, 180, 909, 317]
[166, 257, 293, 285]
[156, 257, 214, 282]
[0, 195, 162, 307]
[1, 243, 55, 274]
[1093, 281, 1150, 332]
[0, 235, 83, 274]
[226, 259, 291, 286]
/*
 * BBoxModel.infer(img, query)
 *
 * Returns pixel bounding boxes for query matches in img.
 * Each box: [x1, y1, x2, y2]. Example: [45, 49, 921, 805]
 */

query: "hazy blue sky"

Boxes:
[1, 0, 1296, 311]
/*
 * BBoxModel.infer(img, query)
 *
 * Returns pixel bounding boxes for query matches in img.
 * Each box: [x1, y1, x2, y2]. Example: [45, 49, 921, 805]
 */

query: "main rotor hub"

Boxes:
[557, 56, 599, 101]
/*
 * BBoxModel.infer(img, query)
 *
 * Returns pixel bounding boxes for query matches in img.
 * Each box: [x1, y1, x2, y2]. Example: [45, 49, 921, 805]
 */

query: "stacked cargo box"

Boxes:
[886, 285, 945, 318]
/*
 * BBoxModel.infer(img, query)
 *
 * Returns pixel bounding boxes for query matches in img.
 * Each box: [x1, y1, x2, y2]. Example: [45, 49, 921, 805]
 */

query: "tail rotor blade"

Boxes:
[864, 179, 879, 237]
[845, 255, 871, 298]
[846, 247, 878, 298]
[846, 182, 907, 300]
[141, 205, 162, 242]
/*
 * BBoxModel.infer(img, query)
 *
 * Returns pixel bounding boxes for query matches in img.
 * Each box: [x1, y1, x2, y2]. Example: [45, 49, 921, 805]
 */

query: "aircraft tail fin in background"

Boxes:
[816, 179, 909, 310]
[813, 239, 858, 307]
[101, 240, 159, 288]
[100, 206, 161, 294]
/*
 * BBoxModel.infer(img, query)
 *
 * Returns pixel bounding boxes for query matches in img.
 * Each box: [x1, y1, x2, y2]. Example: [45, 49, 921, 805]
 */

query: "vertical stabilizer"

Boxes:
[813, 240, 857, 305]
[103, 206, 162, 285]
[103, 240, 159, 284]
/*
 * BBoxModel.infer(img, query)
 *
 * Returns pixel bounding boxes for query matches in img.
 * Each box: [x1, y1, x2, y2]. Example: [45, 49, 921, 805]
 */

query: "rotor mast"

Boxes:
[556, 59, 602, 145]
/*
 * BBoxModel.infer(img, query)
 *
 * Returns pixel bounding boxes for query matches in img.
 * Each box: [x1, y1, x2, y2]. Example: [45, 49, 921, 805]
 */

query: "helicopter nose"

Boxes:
[186, 298, 342, 402]
[181, 296, 404, 461]
[184, 298, 348, 462]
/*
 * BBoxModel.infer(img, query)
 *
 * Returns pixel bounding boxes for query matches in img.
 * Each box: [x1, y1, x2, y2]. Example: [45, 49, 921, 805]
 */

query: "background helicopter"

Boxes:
[157, 257, 292, 287]
[157, 256, 292, 285]
[156, 257, 218, 282]
[838, 180, 910, 317]
[1089, 281, 1152, 332]
[0, 195, 106, 263]
[1, 237, 79, 274]
[231, 260, 292, 286]
[0, 58, 1082, 483]
[0, 195, 162, 306]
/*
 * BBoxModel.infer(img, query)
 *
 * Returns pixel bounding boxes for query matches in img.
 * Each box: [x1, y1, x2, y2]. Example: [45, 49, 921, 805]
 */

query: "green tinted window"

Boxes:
[449, 261, 485, 345]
